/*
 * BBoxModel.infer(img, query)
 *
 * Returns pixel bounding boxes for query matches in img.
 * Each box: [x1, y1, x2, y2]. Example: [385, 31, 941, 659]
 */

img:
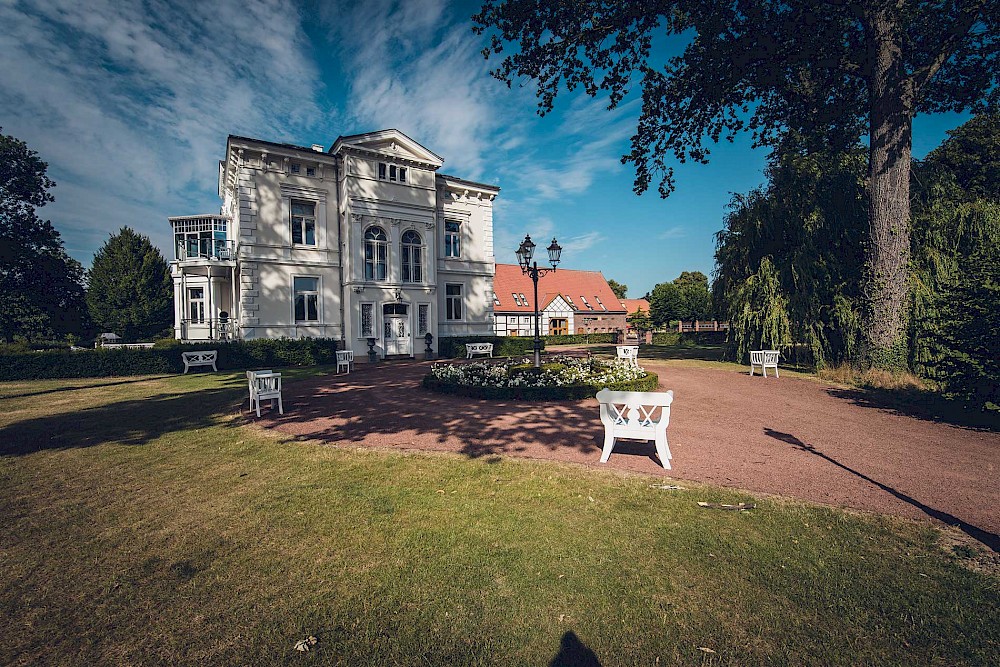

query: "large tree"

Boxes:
[87, 227, 173, 341]
[473, 0, 999, 369]
[607, 278, 628, 299]
[0, 129, 87, 343]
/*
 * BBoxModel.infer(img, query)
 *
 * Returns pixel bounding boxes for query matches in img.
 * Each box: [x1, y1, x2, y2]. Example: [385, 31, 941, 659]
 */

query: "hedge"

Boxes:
[438, 333, 619, 359]
[0, 338, 343, 381]
[651, 331, 727, 346]
[422, 371, 659, 401]
[438, 336, 541, 359]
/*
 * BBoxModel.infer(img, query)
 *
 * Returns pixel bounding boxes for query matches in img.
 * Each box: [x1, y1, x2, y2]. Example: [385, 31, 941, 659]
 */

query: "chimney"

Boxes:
[311, 144, 325, 152]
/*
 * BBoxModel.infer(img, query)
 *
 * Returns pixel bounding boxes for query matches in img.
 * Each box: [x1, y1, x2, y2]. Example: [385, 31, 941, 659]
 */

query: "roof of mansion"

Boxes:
[493, 263, 626, 314]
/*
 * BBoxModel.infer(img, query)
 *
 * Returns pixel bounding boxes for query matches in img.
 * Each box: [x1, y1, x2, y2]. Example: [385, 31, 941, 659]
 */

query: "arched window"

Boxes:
[401, 230, 422, 283]
[364, 227, 387, 281]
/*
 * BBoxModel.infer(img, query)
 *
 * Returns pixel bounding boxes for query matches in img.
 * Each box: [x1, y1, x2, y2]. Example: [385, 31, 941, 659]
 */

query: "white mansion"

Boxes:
[169, 130, 498, 359]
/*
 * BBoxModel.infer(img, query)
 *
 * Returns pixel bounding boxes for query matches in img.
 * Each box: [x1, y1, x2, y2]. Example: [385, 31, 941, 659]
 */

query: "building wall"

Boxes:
[172, 132, 497, 357]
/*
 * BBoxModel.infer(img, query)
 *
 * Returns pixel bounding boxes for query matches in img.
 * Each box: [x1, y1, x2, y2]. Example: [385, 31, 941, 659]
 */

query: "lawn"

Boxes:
[1, 370, 997, 666]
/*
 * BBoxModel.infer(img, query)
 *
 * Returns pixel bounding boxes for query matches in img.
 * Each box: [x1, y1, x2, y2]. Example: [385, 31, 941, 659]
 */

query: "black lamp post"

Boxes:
[516, 234, 562, 369]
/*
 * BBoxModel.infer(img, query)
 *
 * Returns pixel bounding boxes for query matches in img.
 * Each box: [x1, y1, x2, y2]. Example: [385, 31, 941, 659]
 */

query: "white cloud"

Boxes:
[658, 225, 686, 240]
[0, 0, 330, 264]
[326, 0, 520, 180]
[559, 231, 605, 254]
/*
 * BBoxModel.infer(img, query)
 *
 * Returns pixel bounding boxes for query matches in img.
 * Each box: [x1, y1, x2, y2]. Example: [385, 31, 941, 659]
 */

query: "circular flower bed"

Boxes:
[422, 355, 659, 400]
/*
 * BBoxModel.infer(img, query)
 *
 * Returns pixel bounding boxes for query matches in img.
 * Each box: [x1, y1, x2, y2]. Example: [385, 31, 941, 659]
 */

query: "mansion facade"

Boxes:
[169, 130, 498, 359]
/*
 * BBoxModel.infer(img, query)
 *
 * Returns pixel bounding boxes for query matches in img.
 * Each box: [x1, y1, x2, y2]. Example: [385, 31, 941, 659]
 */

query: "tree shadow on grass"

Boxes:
[827, 386, 1000, 432]
[0, 379, 247, 457]
[0, 376, 167, 400]
[764, 427, 1000, 553]
[268, 361, 615, 462]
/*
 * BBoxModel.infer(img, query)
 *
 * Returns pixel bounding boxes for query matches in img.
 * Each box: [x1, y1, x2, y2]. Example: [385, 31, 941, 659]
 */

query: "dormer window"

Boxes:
[494, 295, 501, 306]
[595, 296, 607, 310]
[519, 293, 527, 306]
[378, 162, 407, 183]
[512, 293, 520, 306]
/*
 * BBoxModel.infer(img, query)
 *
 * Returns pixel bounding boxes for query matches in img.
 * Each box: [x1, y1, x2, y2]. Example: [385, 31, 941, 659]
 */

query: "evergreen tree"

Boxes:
[87, 227, 172, 340]
[0, 129, 87, 343]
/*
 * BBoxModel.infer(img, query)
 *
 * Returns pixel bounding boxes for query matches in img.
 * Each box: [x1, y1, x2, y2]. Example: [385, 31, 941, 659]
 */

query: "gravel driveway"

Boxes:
[262, 359, 1000, 551]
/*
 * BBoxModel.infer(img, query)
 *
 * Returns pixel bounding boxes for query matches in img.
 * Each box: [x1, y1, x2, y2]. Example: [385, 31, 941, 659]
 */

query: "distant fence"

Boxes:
[676, 320, 730, 332]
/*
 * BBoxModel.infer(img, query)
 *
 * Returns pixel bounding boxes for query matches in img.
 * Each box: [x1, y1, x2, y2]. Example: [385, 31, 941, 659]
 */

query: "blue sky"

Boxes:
[0, 0, 970, 297]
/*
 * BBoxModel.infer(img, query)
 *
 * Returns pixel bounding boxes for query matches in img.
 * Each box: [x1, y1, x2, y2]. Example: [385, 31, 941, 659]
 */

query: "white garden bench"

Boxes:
[247, 370, 283, 417]
[596, 388, 674, 469]
[749, 350, 780, 377]
[616, 345, 639, 368]
[466, 342, 494, 359]
[182, 350, 218, 373]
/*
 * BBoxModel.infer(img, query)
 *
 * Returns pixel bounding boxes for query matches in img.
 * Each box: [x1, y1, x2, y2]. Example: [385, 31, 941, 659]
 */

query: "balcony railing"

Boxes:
[180, 318, 239, 341]
[175, 239, 236, 262]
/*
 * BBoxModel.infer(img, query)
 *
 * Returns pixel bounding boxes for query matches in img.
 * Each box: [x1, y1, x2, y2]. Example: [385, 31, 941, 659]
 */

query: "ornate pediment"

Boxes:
[332, 129, 443, 169]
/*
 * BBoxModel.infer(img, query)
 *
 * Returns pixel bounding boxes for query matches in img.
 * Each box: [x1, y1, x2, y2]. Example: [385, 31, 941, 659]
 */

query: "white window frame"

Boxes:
[291, 199, 317, 247]
[445, 283, 463, 321]
[364, 226, 388, 281]
[188, 287, 206, 324]
[293, 275, 321, 323]
[401, 230, 423, 283]
[359, 302, 375, 338]
[444, 220, 461, 258]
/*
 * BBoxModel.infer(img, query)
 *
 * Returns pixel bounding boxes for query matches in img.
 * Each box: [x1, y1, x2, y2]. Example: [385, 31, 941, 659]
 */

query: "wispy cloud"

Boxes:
[559, 231, 605, 254]
[324, 0, 523, 181]
[0, 0, 330, 261]
[658, 225, 687, 240]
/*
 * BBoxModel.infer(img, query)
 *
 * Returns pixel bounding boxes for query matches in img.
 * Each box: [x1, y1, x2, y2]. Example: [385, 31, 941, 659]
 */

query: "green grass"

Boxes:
[1, 370, 997, 666]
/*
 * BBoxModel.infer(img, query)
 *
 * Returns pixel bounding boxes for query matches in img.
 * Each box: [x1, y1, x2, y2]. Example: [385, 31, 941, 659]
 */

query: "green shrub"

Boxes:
[439, 336, 540, 359]
[542, 333, 616, 345]
[422, 371, 659, 401]
[651, 331, 726, 346]
[0, 338, 343, 380]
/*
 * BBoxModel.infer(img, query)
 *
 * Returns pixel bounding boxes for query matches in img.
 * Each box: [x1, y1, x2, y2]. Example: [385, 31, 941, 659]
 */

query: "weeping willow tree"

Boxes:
[727, 257, 792, 361]
[714, 137, 866, 368]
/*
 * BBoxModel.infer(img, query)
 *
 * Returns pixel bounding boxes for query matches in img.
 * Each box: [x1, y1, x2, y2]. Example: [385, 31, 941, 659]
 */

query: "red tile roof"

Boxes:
[493, 264, 626, 314]
[620, 299, 650, 314]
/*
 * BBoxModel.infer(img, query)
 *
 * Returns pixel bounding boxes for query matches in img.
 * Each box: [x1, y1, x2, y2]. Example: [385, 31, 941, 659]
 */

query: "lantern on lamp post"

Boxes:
[516, 234, 562, 369]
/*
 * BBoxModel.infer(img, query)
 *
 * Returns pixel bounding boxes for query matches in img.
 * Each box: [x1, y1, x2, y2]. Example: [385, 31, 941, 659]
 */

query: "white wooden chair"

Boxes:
[336, 350, 354, 374]
[616, 345, 639, 368]
[749, 350, 780, 377]
[595, 388, 674, 469]
[247, 370, 282, 417]
[466, 342, 494, 359]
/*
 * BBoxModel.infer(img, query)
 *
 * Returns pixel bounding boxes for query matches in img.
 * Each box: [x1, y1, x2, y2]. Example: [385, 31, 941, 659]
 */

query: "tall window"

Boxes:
[550, 318, 568, 336]
[418, 304, 429, 335]
[444, 221, 461, 257]
[360, 303, 374, 337]
[446, 283, 463, 320]
[188, 287, 205, 323]
[401, 230, 422, 283]
[294, 277, 319, 322]
[364, 227, 388, 281]
[291, 200, 316, 246]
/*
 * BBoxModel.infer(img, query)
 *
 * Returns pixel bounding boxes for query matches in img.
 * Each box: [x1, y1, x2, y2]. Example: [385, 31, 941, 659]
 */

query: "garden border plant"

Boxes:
[422, 354, 659, 400]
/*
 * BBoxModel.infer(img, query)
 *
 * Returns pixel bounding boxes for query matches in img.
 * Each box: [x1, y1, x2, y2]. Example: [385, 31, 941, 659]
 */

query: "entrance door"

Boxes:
[383, 304, 411, 356]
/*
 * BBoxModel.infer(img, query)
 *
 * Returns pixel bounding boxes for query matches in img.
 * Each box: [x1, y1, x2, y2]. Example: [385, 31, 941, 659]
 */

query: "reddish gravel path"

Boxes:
[261, 359, 1000, 550]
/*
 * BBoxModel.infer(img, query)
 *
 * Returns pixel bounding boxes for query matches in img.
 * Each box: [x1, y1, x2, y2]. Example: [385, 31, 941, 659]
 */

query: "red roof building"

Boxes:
[492, 263, 627, 336]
